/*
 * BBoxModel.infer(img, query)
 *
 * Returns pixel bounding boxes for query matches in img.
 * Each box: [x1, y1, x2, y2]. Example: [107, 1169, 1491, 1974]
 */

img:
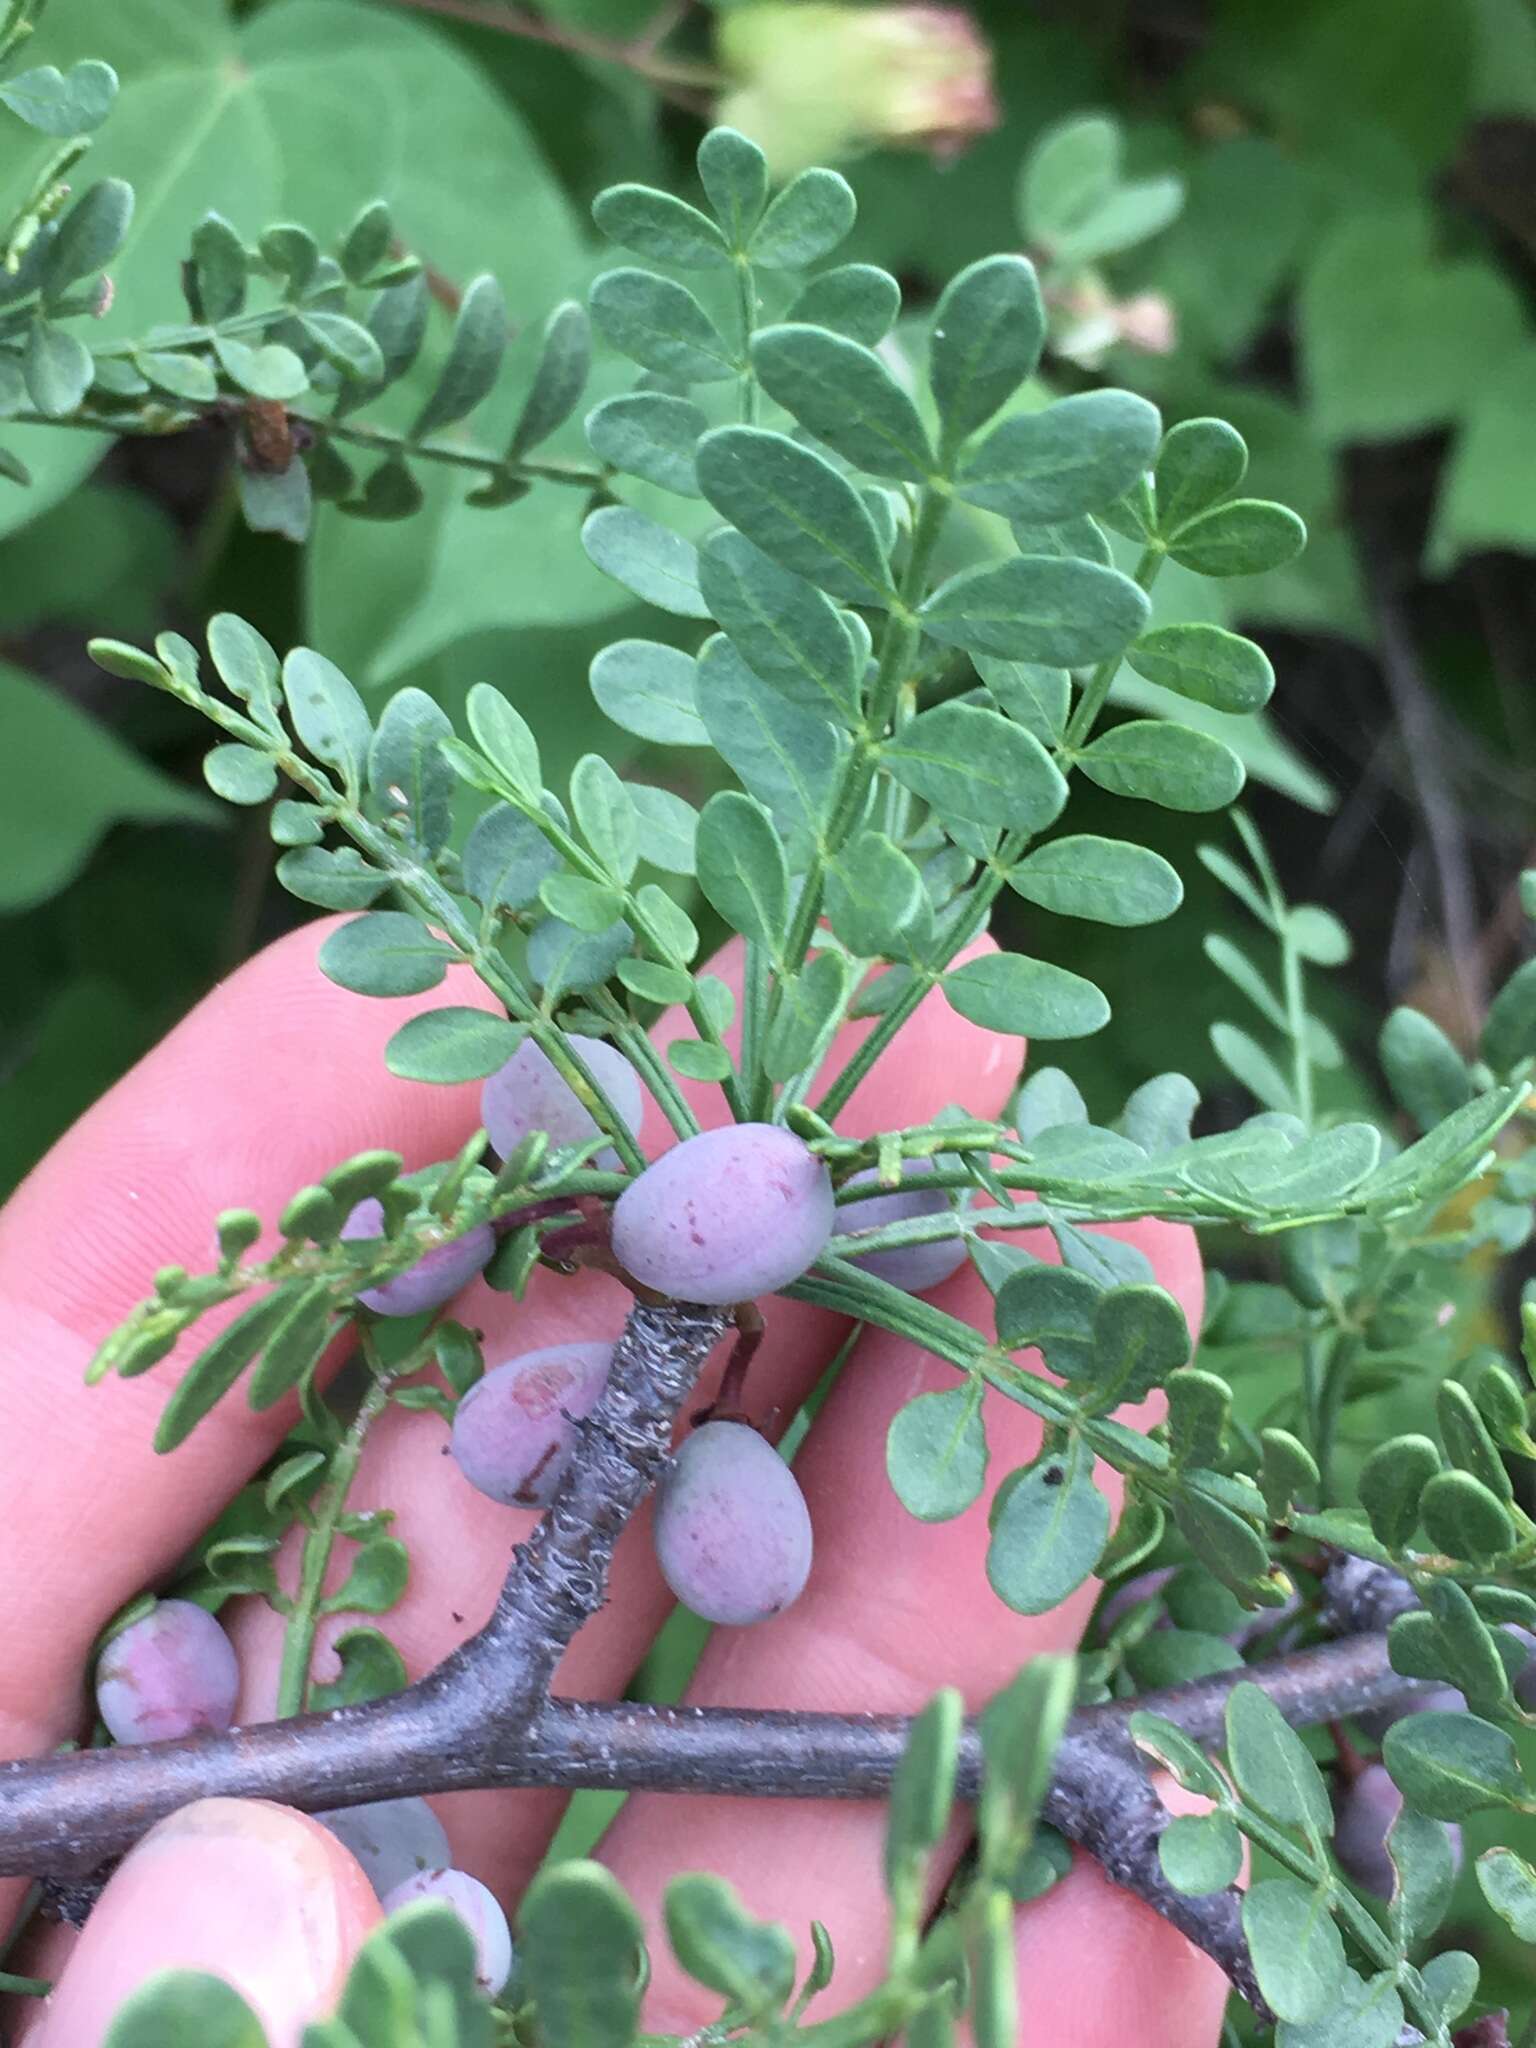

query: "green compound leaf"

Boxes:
[694, 635, 843, 857]
[929, 254, 1045, 443]
[369, 687, 455, 855]
[24, 319, 91, 416]
[994, 1263, 1100, 1375]
[102, 1971, 266, 2048]
[1158, 1811, 1243, 1895]
[247, 1282, 335, 1411]
[592, 183, 729, 269]
[973, 657, 1070, 747]
[695, 427, 893, 604]
[1165, 498, 1307, 577]
[919, 555, 1149, 666]
[986, 1441, 1109, 1615]
[585, 391, 706, 497]
[1482, 956, 1536, 1073]
[664, 1874, 797, 2020]
[581, 506, 709, 618]
[410, 272, 507, 435]
[0, 57, 117, 135]
[788, 262, 900, 345]
[589, 267, 737, 383]
[589, 639, 708, 747]
[385, 1008, 524, 1084]
[749, 166, 856, 267]
[698, 530, 861, 729]
[463, 804, 562, 910]
[1357, 1432, 1440, 1549]
[1477, 1846, 1536, 1943]
[887, 1386, 988, 1522]
[1388, 1807, 1458, 1950]
[956, 390, 1160, 523]
[825, 830, 928, 959]
[696, 791, 789, 956]
[1007, 835, 1182, 928]
[1075, 720, 1244, 811]
[1089, 1284, 1190, 1404]
[1154, 417, 1247, 531]
[510, 300, 591, 458]
[281, 646, 371, 799]
[751, 323, 934, 481]
[309, 1626, 409, 1712]
[885, 1688, 963, 1892]
[1241, 1880, 1346, 2025]
[320, 1537, 409, 1617]
[319, 912, 459, 998]
[629, 784, 699, 877]
[1225, 1682, 1332, 1837]
[883, 702, 1068, 834]
[275, 846, 387, 912]
[44, 177, 134, 300]
[213, 335, 307, 401]
[155, 1287, 304, 1453]
[1383, 1709, 1523, 1820]
[697, 126, 768, 248]
[518, 1861, 645, 2048]
[204, 743, 278, 806]
[1126, 623, 1274, 714]
[943, 952, 1109, 1039]
[1379, 1006, 1473, 1131]
[1418, 1468, 1516, 1565]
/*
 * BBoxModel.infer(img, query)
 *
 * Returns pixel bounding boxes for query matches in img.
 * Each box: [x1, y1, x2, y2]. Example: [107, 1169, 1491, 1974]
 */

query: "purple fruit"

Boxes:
[382, 1866, 513, 1994]
[95, 1599, 240, 1746]
[831, 1159, 967, 1293]
[450, 1341, 615, 1507]
[343, 1197, 495, 1317]
[611, 1123, 834, 1305]
[1333, 1763, 1462, 1898]
[314, 1796, 452, 1900]
[482, 1034, 644, 1169]
[654, 1420, 813, 1625]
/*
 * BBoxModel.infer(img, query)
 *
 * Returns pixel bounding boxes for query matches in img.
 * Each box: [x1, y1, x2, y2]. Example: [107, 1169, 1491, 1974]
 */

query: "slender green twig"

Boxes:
[275, 1328, 405, 1719]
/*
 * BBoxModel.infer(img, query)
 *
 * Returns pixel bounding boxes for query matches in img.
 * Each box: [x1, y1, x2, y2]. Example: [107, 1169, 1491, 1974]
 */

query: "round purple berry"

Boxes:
[382, 1866, 513, 1994]
[611, 1123, 834, 1305]
[654, 1420, 813, 1626]
[343, 1197, 495, 1318]
[314, 1796, 452, 1900]
[831, 1159, 967, 1294]
[450, 1341, 615, 1507]
[95, 1599, 240, 1746]
[481, 1034, 644, 1170]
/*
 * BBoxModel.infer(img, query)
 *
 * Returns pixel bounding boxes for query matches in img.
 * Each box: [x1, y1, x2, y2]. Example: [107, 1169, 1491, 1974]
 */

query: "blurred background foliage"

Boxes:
[4, 0, 1536, 1199]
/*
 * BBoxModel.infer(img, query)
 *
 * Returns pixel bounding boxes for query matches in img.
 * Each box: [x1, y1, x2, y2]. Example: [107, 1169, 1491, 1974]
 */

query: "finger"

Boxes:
[0, 915, 499, 1771]
[599, 1222, 1203, 2029]
[999, 1779, 1231, 2047]
[228, 938, 1019, 1889]
[19, 1800, 380, 2048]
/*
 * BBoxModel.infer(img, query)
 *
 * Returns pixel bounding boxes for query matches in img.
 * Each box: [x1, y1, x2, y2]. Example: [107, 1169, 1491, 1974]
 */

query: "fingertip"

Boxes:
[25, 1799, 380, 2047]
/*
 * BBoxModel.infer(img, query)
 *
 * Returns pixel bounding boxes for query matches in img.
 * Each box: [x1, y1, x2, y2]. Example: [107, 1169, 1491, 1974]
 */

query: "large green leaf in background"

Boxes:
[1, 0, 583, 535]
[0, 666, 214, 910]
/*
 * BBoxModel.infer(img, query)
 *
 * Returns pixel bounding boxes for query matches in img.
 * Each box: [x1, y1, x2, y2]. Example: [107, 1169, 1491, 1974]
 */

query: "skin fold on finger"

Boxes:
[599, 1224, 1203, 2031]
[993, 1777, 1233, 2048]
[17, 1800, 380, 2048]
[0, 918, 501, 1932]
[227, 936, 1020, 1894]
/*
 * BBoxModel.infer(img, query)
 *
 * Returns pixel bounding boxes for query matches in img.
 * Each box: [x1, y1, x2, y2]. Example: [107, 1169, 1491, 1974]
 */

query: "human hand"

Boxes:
[0, 917, 1231, 2045]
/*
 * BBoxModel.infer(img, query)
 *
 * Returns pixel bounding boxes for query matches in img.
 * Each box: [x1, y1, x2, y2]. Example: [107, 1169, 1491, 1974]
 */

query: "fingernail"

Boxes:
[28, 1798, 381, 2048]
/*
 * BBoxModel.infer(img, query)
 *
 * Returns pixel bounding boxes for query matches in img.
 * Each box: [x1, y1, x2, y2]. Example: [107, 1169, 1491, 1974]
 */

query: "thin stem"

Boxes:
[383, 0, 726, 95]
[591, 988, 700, 1140]
[776, 488, 950, 1007]
[275, 1337, 400, 1718]
[1060, 542, 1166, 752]
[1234, 811, 1314, 1129]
